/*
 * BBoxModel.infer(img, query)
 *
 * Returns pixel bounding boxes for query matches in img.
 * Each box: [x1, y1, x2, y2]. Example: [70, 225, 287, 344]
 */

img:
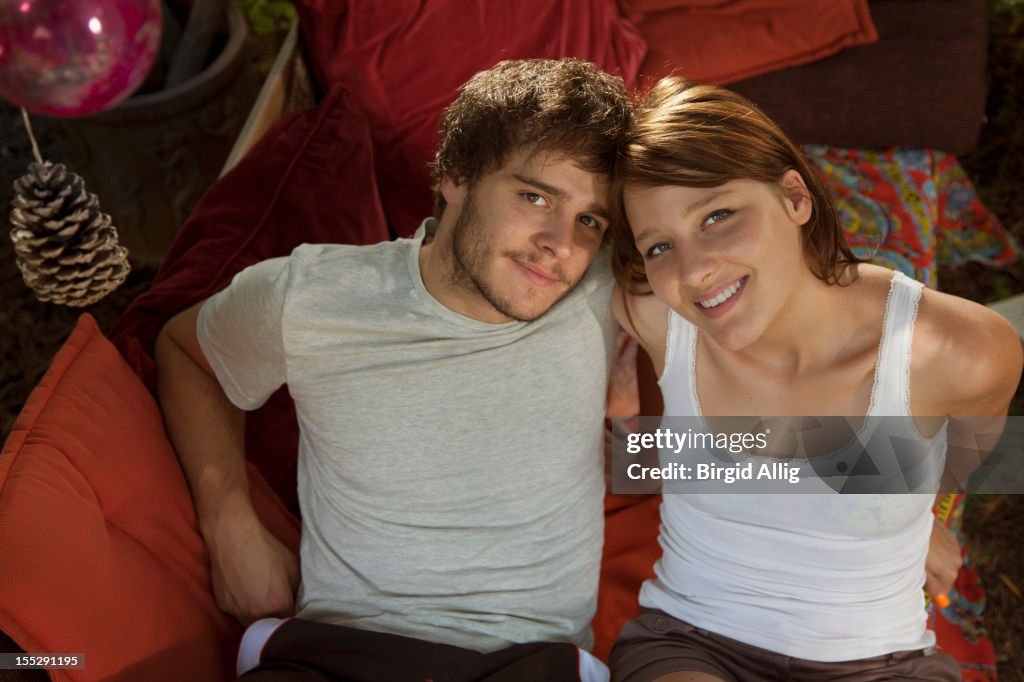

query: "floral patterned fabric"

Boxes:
[805, 145, 1019, 289]
[931, 493, 998, 682]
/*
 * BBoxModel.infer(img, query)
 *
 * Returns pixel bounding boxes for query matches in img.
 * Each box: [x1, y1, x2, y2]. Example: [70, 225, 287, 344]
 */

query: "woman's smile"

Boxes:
[694, 275, 748, 317]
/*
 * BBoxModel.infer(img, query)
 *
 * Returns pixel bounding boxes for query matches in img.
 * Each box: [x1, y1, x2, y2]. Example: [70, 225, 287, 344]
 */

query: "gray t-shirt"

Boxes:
[197, 220, 617, 652]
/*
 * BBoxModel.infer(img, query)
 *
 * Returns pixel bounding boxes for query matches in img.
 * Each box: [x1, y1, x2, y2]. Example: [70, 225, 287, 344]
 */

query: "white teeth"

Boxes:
[697, 280, 742, 309]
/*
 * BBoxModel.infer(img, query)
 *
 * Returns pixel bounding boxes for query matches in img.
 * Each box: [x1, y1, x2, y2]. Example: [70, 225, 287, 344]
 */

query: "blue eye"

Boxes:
[704, 209, 732, 227]
[645, 242, 671, 258]
[579, 214, 604, 231]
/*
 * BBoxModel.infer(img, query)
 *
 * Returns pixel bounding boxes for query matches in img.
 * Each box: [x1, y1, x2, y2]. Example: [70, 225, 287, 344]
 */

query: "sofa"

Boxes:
[0, 1, 1013, 680]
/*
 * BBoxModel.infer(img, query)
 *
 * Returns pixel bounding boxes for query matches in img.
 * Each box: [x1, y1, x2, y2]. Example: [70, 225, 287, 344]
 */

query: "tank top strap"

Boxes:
[660, 309, 701, 417]
[868, 271, 925, 417]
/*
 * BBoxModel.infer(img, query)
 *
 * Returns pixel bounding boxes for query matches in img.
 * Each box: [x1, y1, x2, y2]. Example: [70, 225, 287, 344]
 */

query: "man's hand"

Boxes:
[205, 499, 299, 625]
[924, 518, 962, 602]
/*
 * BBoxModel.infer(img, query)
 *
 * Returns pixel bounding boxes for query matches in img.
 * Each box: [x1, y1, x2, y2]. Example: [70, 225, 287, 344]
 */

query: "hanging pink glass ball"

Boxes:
[0, 0, 162, 117]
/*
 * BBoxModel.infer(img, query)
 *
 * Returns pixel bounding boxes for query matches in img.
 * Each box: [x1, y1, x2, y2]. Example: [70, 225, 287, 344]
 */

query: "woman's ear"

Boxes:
[780, 169, 813, 226]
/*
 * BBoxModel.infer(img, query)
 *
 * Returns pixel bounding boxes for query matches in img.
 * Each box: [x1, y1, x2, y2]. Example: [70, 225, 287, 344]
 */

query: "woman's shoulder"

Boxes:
[612, 286, 670, 365]
[852, 265, 1018, 366]
[912, 284, 1022, 415]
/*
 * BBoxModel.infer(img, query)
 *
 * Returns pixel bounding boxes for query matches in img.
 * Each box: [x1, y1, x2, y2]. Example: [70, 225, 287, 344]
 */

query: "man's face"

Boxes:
[441, 149, 611, 323]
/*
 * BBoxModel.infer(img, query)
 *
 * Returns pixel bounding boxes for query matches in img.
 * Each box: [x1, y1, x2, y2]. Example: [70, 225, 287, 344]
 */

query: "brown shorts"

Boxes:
[610, 609, 962, 682]
[238, 617, 586, 681]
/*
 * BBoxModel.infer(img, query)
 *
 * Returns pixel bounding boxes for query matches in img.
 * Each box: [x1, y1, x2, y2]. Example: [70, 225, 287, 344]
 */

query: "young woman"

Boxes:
[609, 77, 1022, 682]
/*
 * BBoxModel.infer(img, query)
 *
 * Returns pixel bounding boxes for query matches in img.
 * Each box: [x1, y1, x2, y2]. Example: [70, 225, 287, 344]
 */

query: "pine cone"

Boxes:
[9, 161, 131, 307]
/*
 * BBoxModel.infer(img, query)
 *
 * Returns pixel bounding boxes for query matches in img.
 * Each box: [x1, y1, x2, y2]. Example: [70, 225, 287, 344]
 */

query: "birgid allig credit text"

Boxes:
[626, 461, 801, 484]
[624, 427, 802, 484]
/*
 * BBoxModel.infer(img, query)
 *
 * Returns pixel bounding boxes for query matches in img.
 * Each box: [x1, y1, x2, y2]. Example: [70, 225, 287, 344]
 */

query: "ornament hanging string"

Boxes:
[21, 109, 44, 166]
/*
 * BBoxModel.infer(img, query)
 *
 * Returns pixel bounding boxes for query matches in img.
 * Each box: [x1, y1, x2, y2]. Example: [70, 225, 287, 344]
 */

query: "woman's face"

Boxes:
[623, 173, 813, 351]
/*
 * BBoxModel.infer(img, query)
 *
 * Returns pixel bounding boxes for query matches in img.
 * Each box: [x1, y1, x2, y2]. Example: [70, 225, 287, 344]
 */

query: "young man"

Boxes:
[155, 58, 632, 680]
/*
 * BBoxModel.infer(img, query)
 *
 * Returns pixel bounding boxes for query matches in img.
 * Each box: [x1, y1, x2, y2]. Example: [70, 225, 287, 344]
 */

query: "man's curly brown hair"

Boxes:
[432, 59, 632, 219]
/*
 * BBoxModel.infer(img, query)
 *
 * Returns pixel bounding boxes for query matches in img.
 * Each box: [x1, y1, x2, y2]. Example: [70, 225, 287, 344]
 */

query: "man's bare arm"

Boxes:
[155, 302, 298, 624]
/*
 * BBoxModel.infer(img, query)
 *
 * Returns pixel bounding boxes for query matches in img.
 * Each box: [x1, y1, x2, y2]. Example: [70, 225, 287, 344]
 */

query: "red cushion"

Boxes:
[110, 86, 386, 509]
[293, 0, 647, 238]
[625, 0, 878, 85]
[0, 314, 300, 681]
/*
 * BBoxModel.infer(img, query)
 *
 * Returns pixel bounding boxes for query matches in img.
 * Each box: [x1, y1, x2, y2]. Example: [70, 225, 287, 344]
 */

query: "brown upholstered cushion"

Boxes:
[728, 0, 987, 155]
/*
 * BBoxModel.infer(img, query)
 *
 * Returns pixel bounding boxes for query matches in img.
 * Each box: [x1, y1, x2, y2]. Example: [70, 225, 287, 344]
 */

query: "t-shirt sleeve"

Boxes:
[196, 256, 292, 410]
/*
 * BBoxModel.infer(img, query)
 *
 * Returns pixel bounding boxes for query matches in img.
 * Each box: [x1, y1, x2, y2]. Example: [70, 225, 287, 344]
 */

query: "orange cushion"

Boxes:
[0, 314, 299, 681]
[593, 494, 661, 662]
[624, 0, 878, 85]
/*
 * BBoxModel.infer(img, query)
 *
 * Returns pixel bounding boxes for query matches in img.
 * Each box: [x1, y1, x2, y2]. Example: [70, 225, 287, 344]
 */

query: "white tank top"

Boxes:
[639, 270, 947, 662]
